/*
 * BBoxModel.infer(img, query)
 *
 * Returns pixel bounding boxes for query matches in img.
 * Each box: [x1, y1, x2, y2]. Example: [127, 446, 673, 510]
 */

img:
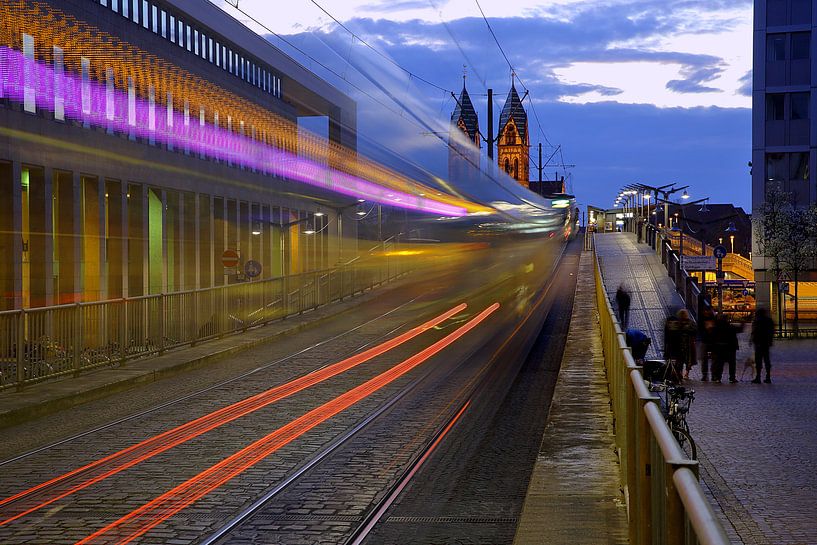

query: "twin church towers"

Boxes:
[448, 74, 530, 188]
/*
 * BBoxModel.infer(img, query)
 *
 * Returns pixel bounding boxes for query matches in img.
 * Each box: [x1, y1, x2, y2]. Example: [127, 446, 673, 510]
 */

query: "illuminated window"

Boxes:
[209, 38, 213, 62]
[194, 29, 199, 55]
[122, 0, 128, 18]
[53, 45, 64, 121]
[132, 0, 139, 24]
[23, 33, 35, 113]
[186, 25, 191, 52]
[160, 10, 166, 38]
[170, 15, 175, 42]
[151, 5, 157, 33]
[142, 0, 149, 28]
[112, 0, 119, 12]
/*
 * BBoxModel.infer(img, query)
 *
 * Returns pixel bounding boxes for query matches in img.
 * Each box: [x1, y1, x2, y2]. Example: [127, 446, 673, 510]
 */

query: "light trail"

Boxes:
[74, 303, 500, 545]
[0, 304, 467, 527]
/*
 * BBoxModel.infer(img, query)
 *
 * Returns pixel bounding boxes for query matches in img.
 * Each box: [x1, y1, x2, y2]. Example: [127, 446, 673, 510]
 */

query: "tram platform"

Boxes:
[513, 251, 629, 545]
[0, 285, 395, 430]
[596, 231, 817, 545]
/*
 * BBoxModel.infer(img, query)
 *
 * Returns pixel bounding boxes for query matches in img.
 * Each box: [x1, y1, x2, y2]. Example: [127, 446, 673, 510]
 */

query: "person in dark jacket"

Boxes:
[697, 307, 716, 381]
[712, 315, 743, 383]
[615, 285, 631, 328]
[751, 308, 775, 383]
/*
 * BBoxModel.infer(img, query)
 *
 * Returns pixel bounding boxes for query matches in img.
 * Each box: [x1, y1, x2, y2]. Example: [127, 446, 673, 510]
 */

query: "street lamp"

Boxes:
[725, 221, 738, 254]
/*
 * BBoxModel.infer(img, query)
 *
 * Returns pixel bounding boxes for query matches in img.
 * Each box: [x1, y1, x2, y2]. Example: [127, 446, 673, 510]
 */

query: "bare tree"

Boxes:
[781, 205, 817, 337]
[753, 189, 790, 335]
[754, 189, 817, 336]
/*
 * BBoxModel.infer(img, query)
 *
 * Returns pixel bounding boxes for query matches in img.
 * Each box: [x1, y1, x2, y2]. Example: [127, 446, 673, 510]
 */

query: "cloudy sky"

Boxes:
[210, 0, 753, 211]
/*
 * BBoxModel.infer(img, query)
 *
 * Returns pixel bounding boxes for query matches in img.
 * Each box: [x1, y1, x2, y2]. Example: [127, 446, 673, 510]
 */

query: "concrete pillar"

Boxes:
[105, 180, 124, 299]
[0, 162, 20, 310]
[81, 176, 102, 302]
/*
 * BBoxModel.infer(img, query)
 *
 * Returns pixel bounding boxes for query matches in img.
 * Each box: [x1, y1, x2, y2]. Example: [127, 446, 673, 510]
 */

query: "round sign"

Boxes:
[713, 245, 728, 259]
[221, 249, 240, 268]
[244, 259, 262, 278]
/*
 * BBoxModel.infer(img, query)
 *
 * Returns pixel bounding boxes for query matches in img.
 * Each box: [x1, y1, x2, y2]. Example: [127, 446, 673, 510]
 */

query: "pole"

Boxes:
[717, 257, 723, 314]
[538, 142, 543, 182]
[487, 88, 494, 161]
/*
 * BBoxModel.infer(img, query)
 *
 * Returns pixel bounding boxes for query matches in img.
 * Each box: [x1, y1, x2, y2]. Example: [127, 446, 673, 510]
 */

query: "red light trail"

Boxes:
[75, 303, 499, 545]
[0, 304, 467, 527]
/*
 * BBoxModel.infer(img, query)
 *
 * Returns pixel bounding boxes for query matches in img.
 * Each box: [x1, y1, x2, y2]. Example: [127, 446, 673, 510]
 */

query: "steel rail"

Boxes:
[0, 295, 424, 467]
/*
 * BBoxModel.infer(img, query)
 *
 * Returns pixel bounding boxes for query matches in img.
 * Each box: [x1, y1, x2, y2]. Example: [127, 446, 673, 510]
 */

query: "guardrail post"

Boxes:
[16, 309, 25, 387]
[158, 295, 166, 353]
[73, 303, 82, 375]
[666, 460, 699, 545]
[120, 298, 127, 364]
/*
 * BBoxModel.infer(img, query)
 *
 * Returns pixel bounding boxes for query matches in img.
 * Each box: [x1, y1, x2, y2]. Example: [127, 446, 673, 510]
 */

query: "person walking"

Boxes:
[615, 285, 631, 328]
[663, 310, 695, 382]
[751, 307, 775, 383]
[697, 307, 716, 381]
[712, 314, 742, 383]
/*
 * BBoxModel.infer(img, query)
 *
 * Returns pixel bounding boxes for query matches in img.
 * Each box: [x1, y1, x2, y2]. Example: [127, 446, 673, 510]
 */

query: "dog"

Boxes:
[740, 356, 756, 380]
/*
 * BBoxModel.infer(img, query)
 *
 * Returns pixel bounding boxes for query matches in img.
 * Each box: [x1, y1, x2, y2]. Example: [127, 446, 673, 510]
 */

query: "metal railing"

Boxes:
[594, 241, 730, 545]
[0, 254, 406, 390]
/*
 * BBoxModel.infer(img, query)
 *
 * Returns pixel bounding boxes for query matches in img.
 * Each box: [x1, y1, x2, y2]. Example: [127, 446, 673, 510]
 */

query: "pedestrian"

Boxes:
[712, 314, 743, 383]
[625, 328, 651, 364]
[751, 307, 775, 383]
[697, 307, 716, 381]
[663, 310, 695, 382]
[615, 285, 631, 328]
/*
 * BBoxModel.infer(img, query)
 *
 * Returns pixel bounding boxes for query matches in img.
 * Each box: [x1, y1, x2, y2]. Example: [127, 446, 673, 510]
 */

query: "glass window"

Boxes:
[767, 93, 785, 120]
[170, 15, 175, 42]
[161, 10, 166, 38]
[186, 25, 191, 51]
[767, 34, 786, 61]
[194, 30, 199, 55]
[142, 0, 149, 28]
[791, 33, 810, 60]
[790, 152, 809, 181]
[100, 0, 108, 6]
[112, 0, 119, 12]
[791, 92, 809, 119]
[209, 38, 213, 62]
[123, 0, 129, 17]
[178, 21, 184, 47]
[791, 0, 812, 25]
[216, 43, 221, 66]
[132, 0, 139, 24]
[152, 5, 158, 33]
[766, 152, 787, 181]
[767, 0, 786, 26]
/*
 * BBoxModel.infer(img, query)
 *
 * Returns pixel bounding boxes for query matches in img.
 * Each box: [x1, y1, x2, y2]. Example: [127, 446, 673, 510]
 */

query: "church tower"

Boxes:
[448, 75, 480, 184]
[497, 80, 529, 188]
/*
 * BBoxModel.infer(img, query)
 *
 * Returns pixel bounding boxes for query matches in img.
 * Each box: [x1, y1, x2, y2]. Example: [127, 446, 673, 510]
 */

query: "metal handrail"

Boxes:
[592, 234, 730, 545]
[0, 255, 409, 391]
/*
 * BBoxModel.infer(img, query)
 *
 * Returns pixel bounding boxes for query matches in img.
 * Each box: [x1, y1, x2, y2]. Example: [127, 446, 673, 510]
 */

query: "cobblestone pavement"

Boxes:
[597, 232, 817, 545]
[0, 240, 565, 544]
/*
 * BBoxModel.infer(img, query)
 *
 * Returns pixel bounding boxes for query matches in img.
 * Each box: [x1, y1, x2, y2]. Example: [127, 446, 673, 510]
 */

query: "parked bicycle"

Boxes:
[648, 379, 697, 460]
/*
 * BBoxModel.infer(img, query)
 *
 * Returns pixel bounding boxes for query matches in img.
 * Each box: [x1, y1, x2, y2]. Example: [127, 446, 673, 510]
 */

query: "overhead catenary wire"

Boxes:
[472, 0, 556, 149]
[306, 0, 454, 95]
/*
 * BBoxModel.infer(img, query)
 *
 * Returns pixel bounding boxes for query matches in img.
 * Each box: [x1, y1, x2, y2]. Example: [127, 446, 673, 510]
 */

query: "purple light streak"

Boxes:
[0, 47, 466, 217]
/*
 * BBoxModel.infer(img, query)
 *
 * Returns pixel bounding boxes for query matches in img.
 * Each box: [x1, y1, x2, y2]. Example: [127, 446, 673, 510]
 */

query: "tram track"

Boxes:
[198, 246, 572, 545]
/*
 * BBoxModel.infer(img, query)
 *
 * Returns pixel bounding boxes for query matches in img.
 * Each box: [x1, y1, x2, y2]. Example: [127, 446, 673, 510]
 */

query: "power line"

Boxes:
[306, 0, 454, 94]
[472, 0, 556, 149]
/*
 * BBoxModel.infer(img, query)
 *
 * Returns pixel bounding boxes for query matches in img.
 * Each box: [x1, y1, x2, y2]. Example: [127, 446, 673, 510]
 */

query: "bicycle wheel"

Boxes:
[673, 427, 698, 460]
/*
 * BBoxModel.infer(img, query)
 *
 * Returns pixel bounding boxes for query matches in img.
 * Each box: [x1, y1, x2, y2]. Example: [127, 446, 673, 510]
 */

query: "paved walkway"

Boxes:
[597, 232, 817, 545]
[513, 251, 629, 545]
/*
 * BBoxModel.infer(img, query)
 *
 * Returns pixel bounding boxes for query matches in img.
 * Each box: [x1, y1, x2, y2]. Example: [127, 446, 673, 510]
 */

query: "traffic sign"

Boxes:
[713, 245, 728, 259]
[682, 255, 716, 271]
[221, 249, 240, 268]
[244, 259, 262, 278]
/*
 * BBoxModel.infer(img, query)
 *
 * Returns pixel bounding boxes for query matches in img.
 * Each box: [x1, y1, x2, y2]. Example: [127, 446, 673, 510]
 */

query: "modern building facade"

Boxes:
[0, 0, 370, 310]
[752, 0, 815, 311]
